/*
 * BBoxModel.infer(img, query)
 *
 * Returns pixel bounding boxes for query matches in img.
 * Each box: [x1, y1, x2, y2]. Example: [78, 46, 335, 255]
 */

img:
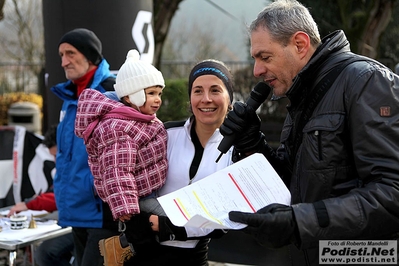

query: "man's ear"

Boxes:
[292, 31, 311, 59]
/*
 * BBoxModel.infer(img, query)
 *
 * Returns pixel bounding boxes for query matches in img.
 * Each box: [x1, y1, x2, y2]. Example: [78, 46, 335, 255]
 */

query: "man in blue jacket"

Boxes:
[51, 28, 119, 266]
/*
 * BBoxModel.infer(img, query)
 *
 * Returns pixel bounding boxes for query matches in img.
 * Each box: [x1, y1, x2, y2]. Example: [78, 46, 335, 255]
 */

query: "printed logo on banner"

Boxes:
[132, 10, 154, 64]
[319, 240, 397, 264]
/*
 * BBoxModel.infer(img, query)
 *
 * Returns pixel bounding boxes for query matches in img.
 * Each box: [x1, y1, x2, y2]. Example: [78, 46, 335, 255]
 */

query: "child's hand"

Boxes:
[119, 214, 132, 222]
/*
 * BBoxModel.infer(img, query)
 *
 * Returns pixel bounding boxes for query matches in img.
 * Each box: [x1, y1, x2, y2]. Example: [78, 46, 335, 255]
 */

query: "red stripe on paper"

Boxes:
[173, 198, 189, 221]
[228, 173, 256, 213]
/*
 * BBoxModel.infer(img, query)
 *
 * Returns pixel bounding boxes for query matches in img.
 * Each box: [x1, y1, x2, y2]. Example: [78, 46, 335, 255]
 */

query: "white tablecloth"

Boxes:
[0, 222, 60, 242]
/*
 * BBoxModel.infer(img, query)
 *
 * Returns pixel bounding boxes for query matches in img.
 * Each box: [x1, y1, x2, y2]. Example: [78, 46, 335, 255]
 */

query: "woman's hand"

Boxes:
[149, 214, 159, 231]
[157, 215, 187, 241]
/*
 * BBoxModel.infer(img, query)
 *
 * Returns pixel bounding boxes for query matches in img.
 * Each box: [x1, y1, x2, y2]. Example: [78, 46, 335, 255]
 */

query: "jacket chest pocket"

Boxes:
[295, 113, 358, 202]
[302, 113, 347, 164]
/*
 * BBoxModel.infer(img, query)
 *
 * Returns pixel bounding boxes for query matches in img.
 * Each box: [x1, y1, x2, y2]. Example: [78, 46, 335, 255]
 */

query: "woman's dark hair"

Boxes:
[43, 124, 58, 149]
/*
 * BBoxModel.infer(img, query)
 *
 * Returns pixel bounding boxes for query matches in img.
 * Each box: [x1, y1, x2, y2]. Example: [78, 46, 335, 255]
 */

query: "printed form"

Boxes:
[158, 153, 291, 230]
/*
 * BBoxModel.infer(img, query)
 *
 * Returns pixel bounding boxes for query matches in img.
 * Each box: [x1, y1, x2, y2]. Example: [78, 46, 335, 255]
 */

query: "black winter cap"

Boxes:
[58, 28, 103, 66]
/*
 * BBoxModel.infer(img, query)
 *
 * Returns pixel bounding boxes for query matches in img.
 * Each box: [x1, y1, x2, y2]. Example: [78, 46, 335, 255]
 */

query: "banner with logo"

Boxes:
[12, 126, 55, 203]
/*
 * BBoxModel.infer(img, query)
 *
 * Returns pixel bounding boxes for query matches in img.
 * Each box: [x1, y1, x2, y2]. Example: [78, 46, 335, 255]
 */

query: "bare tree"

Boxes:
[0, 0, 44, 92]
[333, 0, 395, 58]
[0, 0, 397, 63]
[301, 0, 396, 60]
[0, 0, 43, 64]
[378, 2, 399, 66]
[163, 19, 229, 61]
[153, 0, 184, 69]
[0, 0, 4, 21]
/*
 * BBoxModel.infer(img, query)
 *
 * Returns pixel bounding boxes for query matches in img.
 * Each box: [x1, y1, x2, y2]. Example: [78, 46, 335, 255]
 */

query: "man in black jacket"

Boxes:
[221, 0, 399, 265]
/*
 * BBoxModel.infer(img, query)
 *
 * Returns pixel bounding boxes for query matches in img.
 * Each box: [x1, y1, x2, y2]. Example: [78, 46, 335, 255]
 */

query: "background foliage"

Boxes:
[0, 92, 42, 126]
[157, 79, 190, 122]
[300, 0, 399, 68]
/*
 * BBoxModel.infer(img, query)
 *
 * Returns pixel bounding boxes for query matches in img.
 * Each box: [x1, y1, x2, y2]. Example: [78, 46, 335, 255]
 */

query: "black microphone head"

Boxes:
[246, 82, 272, 110]
[216, 81, 271, 161]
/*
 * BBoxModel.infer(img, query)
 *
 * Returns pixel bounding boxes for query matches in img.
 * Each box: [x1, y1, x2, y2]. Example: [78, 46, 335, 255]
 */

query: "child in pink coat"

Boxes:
[75, 49, 167, 266]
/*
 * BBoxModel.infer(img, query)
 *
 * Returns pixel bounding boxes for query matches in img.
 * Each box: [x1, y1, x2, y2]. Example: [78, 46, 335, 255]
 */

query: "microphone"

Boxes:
[216, 81, 271, 162]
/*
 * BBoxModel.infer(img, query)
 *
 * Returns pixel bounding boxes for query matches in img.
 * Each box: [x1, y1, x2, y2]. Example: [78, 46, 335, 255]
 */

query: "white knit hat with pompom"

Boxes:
[114, 49, 165, 107]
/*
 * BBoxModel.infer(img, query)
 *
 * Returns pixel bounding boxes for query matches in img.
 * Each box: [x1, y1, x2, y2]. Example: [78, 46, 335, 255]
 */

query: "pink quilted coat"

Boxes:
[75, 89, 168, 220]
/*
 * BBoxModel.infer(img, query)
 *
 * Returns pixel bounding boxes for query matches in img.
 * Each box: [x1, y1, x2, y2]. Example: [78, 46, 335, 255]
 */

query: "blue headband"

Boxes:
[192, 67, 229, 82]
[188, 60, 234, 102]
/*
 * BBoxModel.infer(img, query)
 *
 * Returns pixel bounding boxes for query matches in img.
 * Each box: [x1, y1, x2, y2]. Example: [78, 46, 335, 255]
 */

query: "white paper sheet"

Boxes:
[158, 153, 291, 229]
[0, 209, 48, 217]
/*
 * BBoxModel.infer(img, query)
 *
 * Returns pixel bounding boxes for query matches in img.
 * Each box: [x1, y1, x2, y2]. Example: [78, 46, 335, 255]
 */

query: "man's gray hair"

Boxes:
[249, 0, 321, 47]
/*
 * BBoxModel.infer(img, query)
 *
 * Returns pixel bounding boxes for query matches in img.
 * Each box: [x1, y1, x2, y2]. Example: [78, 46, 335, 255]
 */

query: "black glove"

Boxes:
[158, 215, 187, 242]
[124, 211, 157, 246]
[229, 203, 299, 248]
[220, 101, 264, 154]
